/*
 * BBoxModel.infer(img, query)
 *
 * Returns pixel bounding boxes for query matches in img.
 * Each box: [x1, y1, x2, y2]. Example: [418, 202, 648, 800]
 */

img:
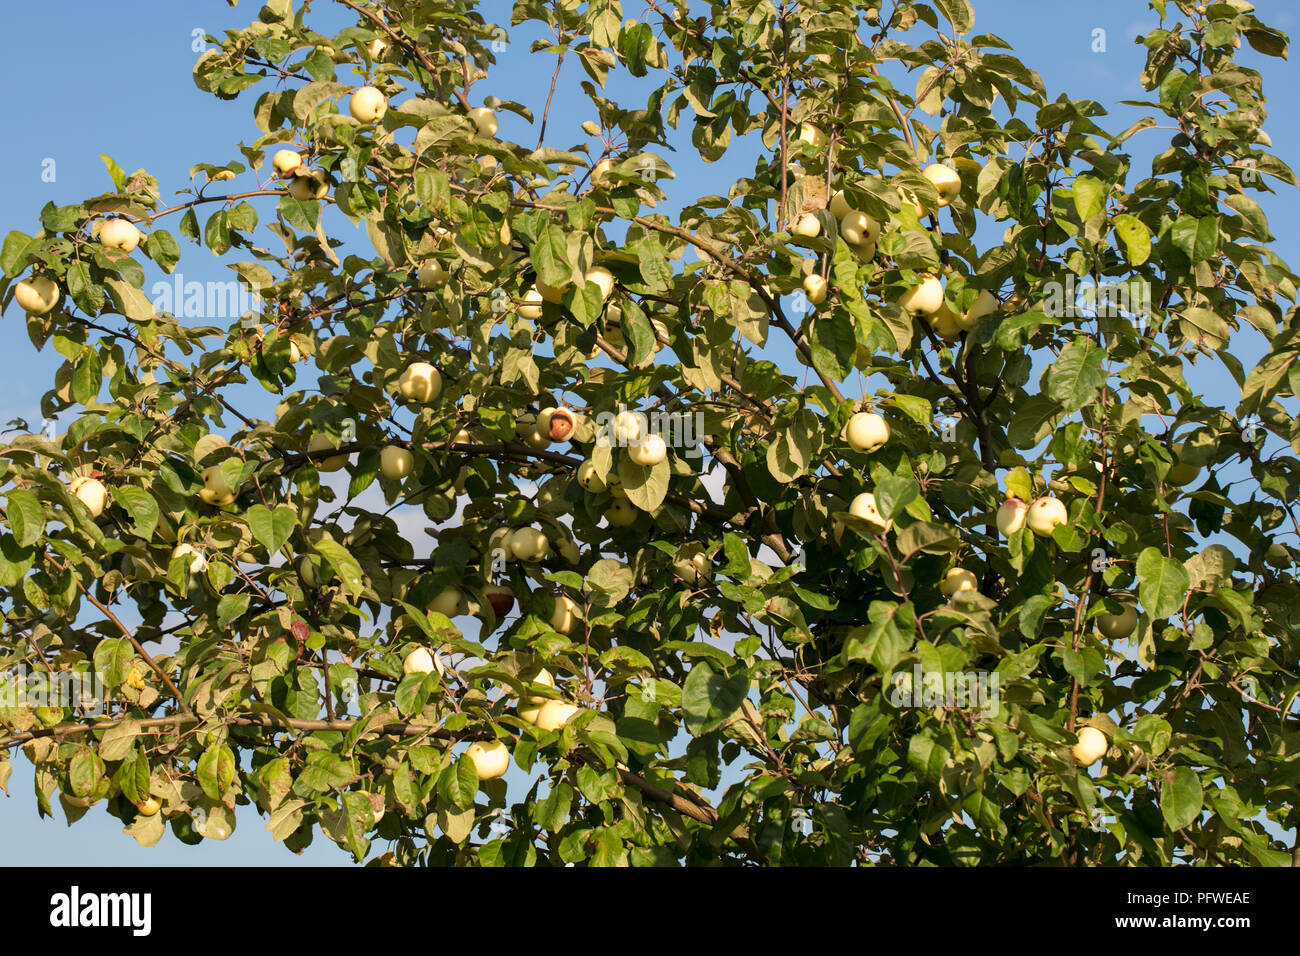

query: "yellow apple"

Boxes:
[518, 287, 544, 319]
[940, 567, 978, 598]
[380, 445, 414, 479]
[69, 476, 107, 517]
[430, 586, 468, 617]
[199, 466, 237, 506]
[349, 85, 387, 123]
[803, 273, 828, 305]
[172, 543, 207, 573]
[899, 276, 945, 316]
[844, 412, 889, 454]
[14, 276, 59, 314]
[961, 289, 999, 330]
[996, 498, 1029, 536]
[136, 797, 161, 817]
[839, 210, 879, 247]
[628, 433, 667, 466]
[287, 169, 329, 201]
[576, 459, 607, 493]
[585, 267, 615, 302]
[467, 106, 498, 137]
[1026, 496, 1068, 537]
[849, 491, 891, 533]
[922, 163, 962, 206]
[99, 219, 141, 253]
[607, 498, 637, 526]
[534, 700, 580, 732]
[591, 157, 614, 185]
[403, 646, 444, 677]
[508, 526, 550, 561]
[550, 594, 582, 635]
[1072, 726, 1108, 767]
[466, 740, 510, 780]
[308, 434, 348, 472]
[272, 149, 302, 177]
[829, 190, 852, 220]
[797, 123, 828, 148]
[792, 213, 821, 237]
[398, 362, 442, 403]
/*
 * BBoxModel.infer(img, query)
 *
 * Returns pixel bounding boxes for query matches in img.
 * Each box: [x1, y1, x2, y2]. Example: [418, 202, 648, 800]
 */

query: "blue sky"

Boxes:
[1, 0, 1296, 865]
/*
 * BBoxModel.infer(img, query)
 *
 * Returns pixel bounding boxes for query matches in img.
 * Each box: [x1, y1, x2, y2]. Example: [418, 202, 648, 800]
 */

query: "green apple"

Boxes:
[550, 594, 582, 635]
[839, 210, 879, 246]
[509, 526, 550, 561]
[607, 498, 637, 526]
[534, 700, 580, 731]
[829, 190, 852, 220]
[797, 123, 828, 148]
[14, 276, 59, 314]
[803, 273, 828, 305]
[961, 289, 999, 330]
[927, 302, 963, 340]
[1096, 604, 1137, 640]
[287, 169, 329, 201]
[849, 492, 891, 533]
[199, 466, 237, 506]
[416, 260, 447, 287]
[349, 85, 387, 123]
[398, 362, 442, 403]
[403, 646, 443, 677]
[467, 106, 498, 137]
[430, 586, 468, 617]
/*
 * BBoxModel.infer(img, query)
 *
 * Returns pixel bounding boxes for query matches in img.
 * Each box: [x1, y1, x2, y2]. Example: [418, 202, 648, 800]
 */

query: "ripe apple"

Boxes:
[69, 476, 107, 517]
[548, 407, 576, 442]
[845, 412, 889, 454]
[172, 543, 208, 574]
[1026, 496, 1068, 537]
[398, 362, 442, 403]
[898, 275, 944, 316]
[550, 594, 582, 635]
[99, 219, 141, 253]
[674, 551, 714, 586]
[466, 740, 510, 780]
[136, 797, 161, 817]
[829, 190, 852, 220]
[307, 434, 348, 472]
[534, 700, 580, 732]
[380, 445, 414, 479]
[940, 567, 978, 598]
[922, 163, 962, 206]
[590, 156, 614, 185]
[839, 210, 879, 246]
[613, 410, 647, 444]
[1072, 726, 1108, 767]
[535, 278, 568, 304]
[403, 646, 444, 677]
[576, 459, 607, 493]
[792, 213, 821, 238]
[628, 433, 667, 466]
[272, 149, 302, 177]
[961, 289, 999, 330]
[287, 169, 329, 201]
[509, 526, 550, 561]
[996, 498, 1029, 536]
[467, 106, 498, 137]
[927, 302, 963, 340]
[14, 276, 60, 314]
[199, 466, 237, 506]
[518, 287, 544, 319]
[585, 267, 615, 302]
[607, 498, 637, 527]
[416, 260, 447, 287]
[849, 491, 892, 533]
[803, 273, 828, 306]
[349, 85, 387, 123]
[483, 584, 515, 617]
[850, 238, 877, 262]
[1096, 604, 1138, 640]
[430, 586, 468, 617]
[797, 123, 828, 148]
[522, 667, 555, 704]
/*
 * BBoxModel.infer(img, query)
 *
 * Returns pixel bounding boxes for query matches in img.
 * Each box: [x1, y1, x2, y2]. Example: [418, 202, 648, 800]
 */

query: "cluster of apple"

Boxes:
[518, 264, 614, 319]
[838, 411, 894, 534]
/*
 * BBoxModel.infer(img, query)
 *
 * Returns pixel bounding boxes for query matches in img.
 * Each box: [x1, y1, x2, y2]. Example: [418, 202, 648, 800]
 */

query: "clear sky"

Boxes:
[1, 0, 1296, 865]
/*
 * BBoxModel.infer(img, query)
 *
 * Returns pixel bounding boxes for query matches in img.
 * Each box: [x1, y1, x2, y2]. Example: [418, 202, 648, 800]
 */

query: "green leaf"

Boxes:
[197, 744, 236, 801]
[1112, 214, 1151, 265]
[530, 222, 570, 286]
[92, 637, 133, 686]
[1072, 175, 1107, 222]
[1136, 546, 1190, 620]
[248, 504, 297, 555]
[1161, 767, 1203, 832]
[5, 489, 45, 547]
[1044, 336, 1107, 412]
[681, 661, 748, 736]
[110, 486, 158, 540]
[312, 537, 364, 598]
[618, 456, 669, 513]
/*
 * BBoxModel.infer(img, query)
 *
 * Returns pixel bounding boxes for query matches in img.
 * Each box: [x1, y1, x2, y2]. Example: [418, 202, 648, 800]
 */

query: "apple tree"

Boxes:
[1, 0, 1299, 865]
